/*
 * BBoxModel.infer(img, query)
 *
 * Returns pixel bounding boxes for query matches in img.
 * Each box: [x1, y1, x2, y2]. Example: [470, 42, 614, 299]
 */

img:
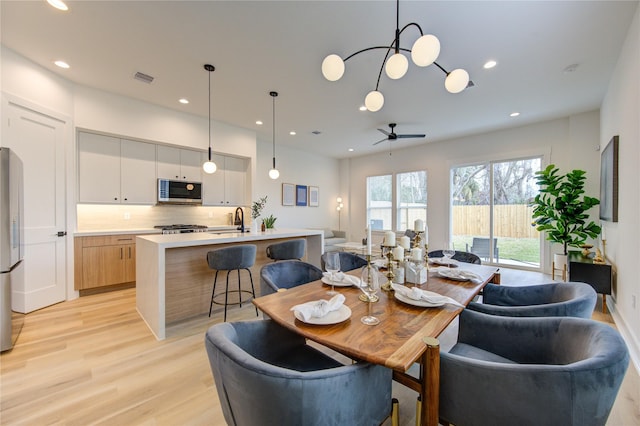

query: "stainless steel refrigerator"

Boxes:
[1, 147, 25, 352]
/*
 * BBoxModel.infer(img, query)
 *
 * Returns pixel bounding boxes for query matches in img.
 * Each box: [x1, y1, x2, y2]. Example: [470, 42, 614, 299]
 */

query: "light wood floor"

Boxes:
[1, 269, 638, 425]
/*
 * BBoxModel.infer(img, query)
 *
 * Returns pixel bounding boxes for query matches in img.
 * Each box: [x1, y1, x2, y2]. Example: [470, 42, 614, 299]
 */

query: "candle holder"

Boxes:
[359, 255, 380, 302]
[381, 245, 396, 291]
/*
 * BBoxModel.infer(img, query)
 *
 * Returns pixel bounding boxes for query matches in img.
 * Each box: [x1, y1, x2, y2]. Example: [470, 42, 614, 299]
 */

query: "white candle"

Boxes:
[393, 246, 404, 261]
[414, 219, 424, 232]
[601, 224, 606, 241]
[400, 235, 411, 250]
[424, 225, 429, 245]
[384, 231, 396, 247]
[411, 248, 422, 261]
[366, 227, 372, 255]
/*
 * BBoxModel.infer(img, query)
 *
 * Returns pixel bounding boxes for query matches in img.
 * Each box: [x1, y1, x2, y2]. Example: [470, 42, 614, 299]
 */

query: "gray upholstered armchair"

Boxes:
[467, 282, 597, 318]
[266, 238, 306, 261]
[260, 260, 323, 296]
[205, 320, 396, 426]
[439, 309, 629, 426]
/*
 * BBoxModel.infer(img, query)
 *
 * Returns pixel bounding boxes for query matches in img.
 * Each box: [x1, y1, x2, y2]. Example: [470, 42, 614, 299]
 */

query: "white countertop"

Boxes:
[74, 225, 237, 237]
[137, 228, 323, 249]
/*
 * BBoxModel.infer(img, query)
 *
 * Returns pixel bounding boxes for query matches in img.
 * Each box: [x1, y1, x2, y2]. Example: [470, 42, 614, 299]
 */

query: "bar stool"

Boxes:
[207, 244, 258, 322]
[266, 239, 306, 261]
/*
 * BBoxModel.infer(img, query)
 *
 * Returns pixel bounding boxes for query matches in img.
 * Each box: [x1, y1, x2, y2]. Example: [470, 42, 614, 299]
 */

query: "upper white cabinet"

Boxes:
[157, 146, 202, 181]
[202, 154, 248, 206]
[120, 139, 157, 204]
[78, 132, 156, 204]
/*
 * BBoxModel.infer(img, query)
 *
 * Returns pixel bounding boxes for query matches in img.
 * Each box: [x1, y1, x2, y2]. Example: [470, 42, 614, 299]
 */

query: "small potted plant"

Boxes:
[531, 164, 601, 268]
[251, 196, 268, 233]
[262, 214, 277, 230]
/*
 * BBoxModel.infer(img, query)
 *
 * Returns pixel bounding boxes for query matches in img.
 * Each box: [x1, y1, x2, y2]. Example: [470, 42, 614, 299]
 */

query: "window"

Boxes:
[367, 171, 427, 231]
[366, 175, 392, 230]
[397, 171, 427, 231]
[451, 157, 541, 268]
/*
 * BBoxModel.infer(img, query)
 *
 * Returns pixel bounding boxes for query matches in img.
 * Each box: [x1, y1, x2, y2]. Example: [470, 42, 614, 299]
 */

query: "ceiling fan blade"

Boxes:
[397, 134, 426, 139]
[372, 137, 389, 146]
[377, 128, 391, 136]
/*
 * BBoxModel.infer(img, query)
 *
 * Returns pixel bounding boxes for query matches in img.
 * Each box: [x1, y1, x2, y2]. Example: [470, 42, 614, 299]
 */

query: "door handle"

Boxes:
[57, 231, 67, 237]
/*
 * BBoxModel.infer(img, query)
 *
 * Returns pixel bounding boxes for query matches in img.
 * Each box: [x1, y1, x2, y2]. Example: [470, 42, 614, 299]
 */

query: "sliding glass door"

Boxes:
[451, 157, 542, 269]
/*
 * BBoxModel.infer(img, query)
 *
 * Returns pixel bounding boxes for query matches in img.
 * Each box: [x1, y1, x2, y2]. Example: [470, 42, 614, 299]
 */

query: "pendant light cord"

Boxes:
[270, 91, 278, 168]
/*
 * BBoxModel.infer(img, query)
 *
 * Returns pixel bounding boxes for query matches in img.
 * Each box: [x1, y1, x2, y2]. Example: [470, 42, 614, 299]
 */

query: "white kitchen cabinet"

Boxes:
[120, 139, 156, 204]
[78, 132, 122, 203]
[157, 146, 202, 181]
[77, 132, 156, 204]
[202, 153, 248, 206]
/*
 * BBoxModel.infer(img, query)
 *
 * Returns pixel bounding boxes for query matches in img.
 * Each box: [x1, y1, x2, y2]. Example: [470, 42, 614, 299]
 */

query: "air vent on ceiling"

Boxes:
[311, 130, 322, 135]
[134, 71, 154, 84]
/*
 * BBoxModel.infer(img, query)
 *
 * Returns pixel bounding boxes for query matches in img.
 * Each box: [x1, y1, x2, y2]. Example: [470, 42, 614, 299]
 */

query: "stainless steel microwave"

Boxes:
[157, 179, 202, 204]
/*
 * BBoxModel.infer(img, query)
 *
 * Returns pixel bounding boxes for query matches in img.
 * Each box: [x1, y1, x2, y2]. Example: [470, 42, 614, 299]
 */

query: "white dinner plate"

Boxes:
[294, 305, 352, 325]
[321, 276, 357, 287]
[394, 291, 444, 308]
[437, 269, 471, 281]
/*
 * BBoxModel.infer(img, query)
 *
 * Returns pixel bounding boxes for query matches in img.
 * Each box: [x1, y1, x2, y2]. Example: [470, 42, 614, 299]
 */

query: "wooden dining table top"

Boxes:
[253, 262, 500, 372]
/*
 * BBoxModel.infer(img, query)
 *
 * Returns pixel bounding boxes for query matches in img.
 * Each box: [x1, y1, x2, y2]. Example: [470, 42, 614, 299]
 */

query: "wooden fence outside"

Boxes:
[452, 205, 540, 239]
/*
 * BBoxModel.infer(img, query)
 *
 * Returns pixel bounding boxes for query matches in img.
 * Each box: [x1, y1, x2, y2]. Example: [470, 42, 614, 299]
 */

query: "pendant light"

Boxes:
[202, 64, 217, 174]
[268, 91, 280, 180]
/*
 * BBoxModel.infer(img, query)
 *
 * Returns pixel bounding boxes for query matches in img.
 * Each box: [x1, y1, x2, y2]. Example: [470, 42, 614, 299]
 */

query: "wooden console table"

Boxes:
[567, 250, 612, 313]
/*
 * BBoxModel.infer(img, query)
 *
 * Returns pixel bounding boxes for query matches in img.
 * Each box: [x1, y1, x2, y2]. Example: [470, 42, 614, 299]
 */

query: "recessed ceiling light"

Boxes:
[178, 98, 189, 104]
[54, 60, 70, 69]
[510, 112, 520, 117]
[348, 148, 354, 152]
[563, 63, 579, 73]
[359, 105, 367, 111]
[256, 120, 263, 125]
[483, 60, 497, 69]
[289, 131, 296, 136]
[47, 0, 68, 11]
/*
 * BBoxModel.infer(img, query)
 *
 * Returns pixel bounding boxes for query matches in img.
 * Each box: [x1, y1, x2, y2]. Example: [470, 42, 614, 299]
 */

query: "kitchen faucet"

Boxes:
[234, 207, 245, 233]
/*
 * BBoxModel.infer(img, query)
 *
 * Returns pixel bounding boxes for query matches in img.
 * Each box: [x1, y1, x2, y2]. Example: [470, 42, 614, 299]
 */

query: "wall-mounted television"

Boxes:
[599, 135, 619, 222]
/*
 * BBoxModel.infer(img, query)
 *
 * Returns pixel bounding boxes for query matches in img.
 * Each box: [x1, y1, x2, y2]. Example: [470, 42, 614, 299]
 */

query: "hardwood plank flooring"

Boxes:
[1, 269, 638, 425]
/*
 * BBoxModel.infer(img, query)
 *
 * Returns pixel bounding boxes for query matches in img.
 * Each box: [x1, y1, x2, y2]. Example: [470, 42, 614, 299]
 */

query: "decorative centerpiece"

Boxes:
[381, 231, 396, 291]
[581, 244, 593, 257]
[406, 247, 427, 284]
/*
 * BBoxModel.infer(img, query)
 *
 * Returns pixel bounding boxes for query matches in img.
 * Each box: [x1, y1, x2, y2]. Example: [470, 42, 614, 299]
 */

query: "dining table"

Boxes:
[252, 260, 501, 426]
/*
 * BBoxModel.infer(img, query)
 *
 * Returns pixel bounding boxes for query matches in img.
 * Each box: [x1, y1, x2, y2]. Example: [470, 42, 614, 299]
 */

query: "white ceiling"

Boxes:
[1, 1, 638, 158]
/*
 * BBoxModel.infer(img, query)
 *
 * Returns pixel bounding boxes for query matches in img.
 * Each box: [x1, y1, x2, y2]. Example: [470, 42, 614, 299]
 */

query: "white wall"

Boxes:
[255, 138, 340, 230]
[345, 111, 601, 269]
[600, 4, 640, 369]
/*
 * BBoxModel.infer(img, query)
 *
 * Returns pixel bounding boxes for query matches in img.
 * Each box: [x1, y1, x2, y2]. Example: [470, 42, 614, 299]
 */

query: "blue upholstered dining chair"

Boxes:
[260, 260, 323, 296]
[320, 251, 368, 272]
[439, 309, 629, 426]
[266, 238, 306, 261]
[428, 249, 481, 265]
[467, 282, 596, 318]
[205, 320, 397, 426]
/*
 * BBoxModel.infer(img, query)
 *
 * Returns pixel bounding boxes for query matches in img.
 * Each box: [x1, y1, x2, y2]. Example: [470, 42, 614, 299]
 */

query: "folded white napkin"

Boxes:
[391, 283, 464, 308]
[291, 294, 346, 322]
[322, 272, 361, 286]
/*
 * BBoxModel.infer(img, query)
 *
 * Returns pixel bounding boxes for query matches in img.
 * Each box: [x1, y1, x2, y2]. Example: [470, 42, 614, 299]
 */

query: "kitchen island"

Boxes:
[136, 228, 323, 340]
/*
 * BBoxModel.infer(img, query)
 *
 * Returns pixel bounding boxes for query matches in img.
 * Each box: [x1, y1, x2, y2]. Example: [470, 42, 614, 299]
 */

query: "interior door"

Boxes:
[2, 97, 67, 312]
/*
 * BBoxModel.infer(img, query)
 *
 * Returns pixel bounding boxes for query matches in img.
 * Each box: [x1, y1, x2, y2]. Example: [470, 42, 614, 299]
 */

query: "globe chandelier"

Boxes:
[321, 0, 472, 112]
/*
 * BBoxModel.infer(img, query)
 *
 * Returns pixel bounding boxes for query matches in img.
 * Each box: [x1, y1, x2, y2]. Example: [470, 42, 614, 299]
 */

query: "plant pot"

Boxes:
[553, 253, 568, 269]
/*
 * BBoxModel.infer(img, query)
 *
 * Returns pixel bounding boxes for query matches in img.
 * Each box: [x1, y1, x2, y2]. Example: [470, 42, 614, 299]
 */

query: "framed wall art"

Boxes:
[296, 185, 308, 206]
[309, 186, 319, 207]
[599, 135, 619, 222]
[282, 183, 295, 206]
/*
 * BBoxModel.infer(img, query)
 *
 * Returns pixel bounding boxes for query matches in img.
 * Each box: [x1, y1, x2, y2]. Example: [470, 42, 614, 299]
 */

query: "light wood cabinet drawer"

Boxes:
[82, 235, 136, 247]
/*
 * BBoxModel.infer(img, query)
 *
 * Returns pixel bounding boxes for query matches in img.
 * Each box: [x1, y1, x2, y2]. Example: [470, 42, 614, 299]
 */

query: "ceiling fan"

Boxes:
[373, 123, 426, 145]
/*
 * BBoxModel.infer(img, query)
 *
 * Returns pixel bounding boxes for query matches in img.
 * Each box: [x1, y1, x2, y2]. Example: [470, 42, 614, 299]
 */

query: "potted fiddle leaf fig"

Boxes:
[531, 165, 601, 266]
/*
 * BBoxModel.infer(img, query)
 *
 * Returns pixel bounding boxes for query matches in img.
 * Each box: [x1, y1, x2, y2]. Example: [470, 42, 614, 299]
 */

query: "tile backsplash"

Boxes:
[77, 204, 246, 231]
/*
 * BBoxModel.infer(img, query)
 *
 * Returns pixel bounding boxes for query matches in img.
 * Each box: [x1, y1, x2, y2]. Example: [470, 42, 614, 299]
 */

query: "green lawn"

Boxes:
[452, 236, 540, 264]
